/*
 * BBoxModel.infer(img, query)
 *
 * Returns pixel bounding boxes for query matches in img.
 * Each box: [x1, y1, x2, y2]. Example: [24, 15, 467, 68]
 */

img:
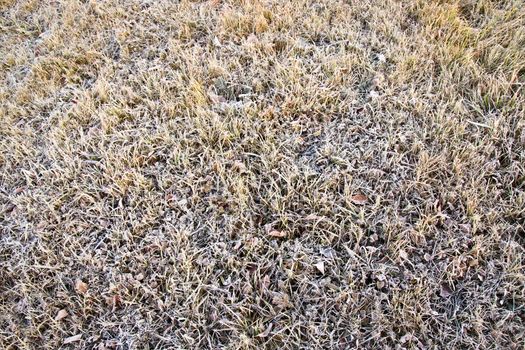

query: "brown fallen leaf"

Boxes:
[54, 309, 68, 321]
[350, 194, 368, 205]
[468, 258, 479, 267]
[267, 230, 286, 238]
[64, 334, 82, 344]
[209, 0, 221, 7]
[272, 292, 292, 309]
[106, 294, 121, 309]
[75, 279, 88, 295]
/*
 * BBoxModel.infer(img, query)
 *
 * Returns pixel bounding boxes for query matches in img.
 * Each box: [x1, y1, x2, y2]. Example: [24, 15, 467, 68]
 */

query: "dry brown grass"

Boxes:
[1, 0, 524, 348]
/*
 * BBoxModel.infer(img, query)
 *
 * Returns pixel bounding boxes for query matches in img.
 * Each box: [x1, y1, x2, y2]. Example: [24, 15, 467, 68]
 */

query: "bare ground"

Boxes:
[1, 0, 524, 349]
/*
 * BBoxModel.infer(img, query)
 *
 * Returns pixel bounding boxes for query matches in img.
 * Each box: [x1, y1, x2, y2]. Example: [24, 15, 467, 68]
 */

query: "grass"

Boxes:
[0, 0, 524, 348]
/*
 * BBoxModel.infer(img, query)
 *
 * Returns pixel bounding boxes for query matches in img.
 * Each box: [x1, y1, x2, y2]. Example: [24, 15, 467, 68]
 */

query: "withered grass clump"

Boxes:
[1, 0, 524, 348]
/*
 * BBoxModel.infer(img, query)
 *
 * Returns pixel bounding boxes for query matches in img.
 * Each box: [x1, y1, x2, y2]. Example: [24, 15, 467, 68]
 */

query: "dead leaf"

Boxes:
[75, 279, 88, 295]
[4, 203, 15, 213]
[14, 186, 26, 194]
[232, 161, 246, 172]
[264, 222, 286, 237]
[267, 230, 286, 238]
[36, 221, 47, 230]
[212, 36, 222, 47]
[468, 258, 479, 267]
[314, 261, 325, 274]
[208, 0, 221, 8]
[376, 53, 387, 63]
[103, 339, 119, 349]
[208, 90, 226, 104]
[257, 323, 273, 338]
[233, 240, 242, 250]
[246, 33, 258, 44]
[64, 334, 82, 344]
[368, 90, 379, 99]
[320, 247, 336, 259]
[440, 283, 453, 298]
[272, 292, 291, 309]
[305, 214, 325, 221]
[261, 275, 271, 290]
[350, 194, 368, 205]
[400, 334, 414, 344]
[106, 294, 121, 308]
[54, 309, 68, 321]
[459, 223, 471, 233]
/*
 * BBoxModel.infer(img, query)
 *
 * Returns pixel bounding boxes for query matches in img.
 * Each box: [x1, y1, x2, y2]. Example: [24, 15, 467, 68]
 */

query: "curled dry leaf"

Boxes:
[350, 194, 368, 205]
[63, 334, 82, 344]
[268, 230, 287, 238]
[54, 309, 68, 321]
[75, 279, 88, 295]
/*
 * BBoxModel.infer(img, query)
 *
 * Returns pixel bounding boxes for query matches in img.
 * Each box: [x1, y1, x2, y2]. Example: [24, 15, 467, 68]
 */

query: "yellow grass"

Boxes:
[1, 0, 524, 348]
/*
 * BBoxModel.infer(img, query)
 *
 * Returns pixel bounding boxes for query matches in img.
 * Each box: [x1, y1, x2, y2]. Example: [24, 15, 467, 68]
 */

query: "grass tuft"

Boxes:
[1, 0, 524, 349]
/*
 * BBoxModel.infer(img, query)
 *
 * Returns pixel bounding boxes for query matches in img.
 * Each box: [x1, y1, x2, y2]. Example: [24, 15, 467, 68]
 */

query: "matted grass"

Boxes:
[1, 0, 524, 348]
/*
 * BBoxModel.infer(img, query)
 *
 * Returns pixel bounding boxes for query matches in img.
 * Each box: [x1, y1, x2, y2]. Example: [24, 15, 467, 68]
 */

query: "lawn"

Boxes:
[1, 0, 524, 348]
